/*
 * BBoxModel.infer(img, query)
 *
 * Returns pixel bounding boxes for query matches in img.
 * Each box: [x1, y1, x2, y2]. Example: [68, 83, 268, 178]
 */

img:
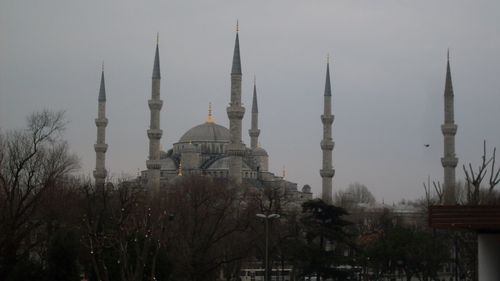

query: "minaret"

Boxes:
[94, 64, 108, 187]
[441, 51, 458, 204]
[226, 23, 245, 184]
[249, 77, 260, 149]
[146, 35, 163, 191]
[320, 57, 335, 203]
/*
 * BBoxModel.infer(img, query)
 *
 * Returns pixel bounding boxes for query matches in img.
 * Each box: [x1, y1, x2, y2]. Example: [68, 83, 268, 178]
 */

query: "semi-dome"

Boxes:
[252, 147, 268, 156]
[206, 156, 252, 171]
[179, 122, 230, 143]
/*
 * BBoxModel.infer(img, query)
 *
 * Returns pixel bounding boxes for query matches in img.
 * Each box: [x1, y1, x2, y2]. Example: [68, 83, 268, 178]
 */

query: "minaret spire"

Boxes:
[252, 76, 258, 113]
[152, 35, 161, 79]
[249, 76, 260, 149]
[94, 65, 108, 187]
[441, 50, 458, 204]
[231, 21, 242, 75]
[324, 55, 331, 97]
[98, 62, 106, 102]
[146, 35, 163, 191]
[320, 57, 335, 203]
[226, 24, 245, 184]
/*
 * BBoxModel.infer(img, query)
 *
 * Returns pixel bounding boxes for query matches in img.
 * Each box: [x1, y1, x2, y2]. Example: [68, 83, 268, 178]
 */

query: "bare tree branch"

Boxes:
[462, 140, 500, 205]
[0, 110, 78, 279]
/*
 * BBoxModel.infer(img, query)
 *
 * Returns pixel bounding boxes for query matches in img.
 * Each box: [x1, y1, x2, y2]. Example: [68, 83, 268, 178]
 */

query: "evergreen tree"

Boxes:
[289, 199, 355, 281]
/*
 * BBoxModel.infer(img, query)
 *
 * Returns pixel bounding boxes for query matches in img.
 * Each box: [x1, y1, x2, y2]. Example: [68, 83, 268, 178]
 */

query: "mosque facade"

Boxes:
[93, 28, 335, 202]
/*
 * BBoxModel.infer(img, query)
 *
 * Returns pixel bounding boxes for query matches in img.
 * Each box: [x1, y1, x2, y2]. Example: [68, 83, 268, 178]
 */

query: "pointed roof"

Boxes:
[324, 59, 331, 97]
[98, 68, 106, 102]
[252, 77, 258, 113]
[444, 50, 453, 97]
[231, 31, 242, 75]
[152, 38, 161, 79]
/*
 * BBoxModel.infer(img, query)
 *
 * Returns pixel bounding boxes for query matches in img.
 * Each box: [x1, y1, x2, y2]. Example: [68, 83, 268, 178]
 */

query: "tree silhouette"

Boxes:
[0, 110, 78, 280]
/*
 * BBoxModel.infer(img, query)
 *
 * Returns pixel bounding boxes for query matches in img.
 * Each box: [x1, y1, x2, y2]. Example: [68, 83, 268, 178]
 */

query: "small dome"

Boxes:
[252, 147, 268, 156]
[160, 157, 177, 170]
[160, 150, 169, 159]
[179, 122, 230, 143]
[302, 184, 312, 193]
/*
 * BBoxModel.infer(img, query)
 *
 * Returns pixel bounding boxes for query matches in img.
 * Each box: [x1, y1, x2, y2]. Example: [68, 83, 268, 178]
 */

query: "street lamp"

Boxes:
[256, 213, 280, 281]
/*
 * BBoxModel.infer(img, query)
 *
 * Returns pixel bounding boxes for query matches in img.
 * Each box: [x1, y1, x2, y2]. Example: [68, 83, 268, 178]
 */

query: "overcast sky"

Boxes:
[1, 0, 499, 203]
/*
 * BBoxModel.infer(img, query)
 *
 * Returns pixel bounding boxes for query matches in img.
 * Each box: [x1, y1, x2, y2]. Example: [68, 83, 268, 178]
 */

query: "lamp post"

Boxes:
[256, 213, 280, 281]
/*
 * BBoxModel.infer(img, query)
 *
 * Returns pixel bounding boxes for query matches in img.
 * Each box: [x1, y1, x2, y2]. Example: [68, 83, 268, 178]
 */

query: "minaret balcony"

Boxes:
[147, 129, 163, 139]
[320, 140, 335, 150]
[148, 99, 163, 110]
[441, 157, 458, 168]
[146, 160, 162, 170]
[321, 115, 334, 124]
[93, 169, 107, 179]
[95, 118, 108, 127]
[94, 143, 108, 153]
[249, 129, 260, 138]
[320, 169, 335, 178]
[226, 106, 245, 119]
[441, 124, 457, 135]
[226, 143, 245, 156]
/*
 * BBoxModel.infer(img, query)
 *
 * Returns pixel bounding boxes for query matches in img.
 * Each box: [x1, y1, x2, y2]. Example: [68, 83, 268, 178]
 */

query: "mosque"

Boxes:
[92, 27, 335, 203]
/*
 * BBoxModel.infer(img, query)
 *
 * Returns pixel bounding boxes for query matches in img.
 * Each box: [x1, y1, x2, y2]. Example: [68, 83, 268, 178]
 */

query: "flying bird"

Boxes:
[424, 144, 430, 148]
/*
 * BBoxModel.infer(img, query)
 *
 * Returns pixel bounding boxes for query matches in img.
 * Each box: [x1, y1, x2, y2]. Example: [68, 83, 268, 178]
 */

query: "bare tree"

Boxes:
[462, 140, 500, 205]
[246, 183, 297, 280]
[334, 182, 376, 208]
[423, 176, 443, 206]
[0, 110, 79, 279]
[167, 176, 255, 281]
[80, 178, 175, 281]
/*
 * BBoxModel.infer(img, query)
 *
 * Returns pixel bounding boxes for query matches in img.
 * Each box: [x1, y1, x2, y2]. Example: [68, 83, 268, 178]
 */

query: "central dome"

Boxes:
[179, 122, 230, 143]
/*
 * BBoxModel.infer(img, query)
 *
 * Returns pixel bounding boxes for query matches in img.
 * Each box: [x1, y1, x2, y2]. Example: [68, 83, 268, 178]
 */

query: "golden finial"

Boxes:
[254, 75, 256, 85]
[207, 102, 215, 123]
[156, 32, 159, 45]
[101, 60, 104, 72]
[447, 48, 450, 61]
[282, 165, 286, 178]
[178, 162, 183, 176]
[327, 53, 330, 64]
[236, 20, 239, 32]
